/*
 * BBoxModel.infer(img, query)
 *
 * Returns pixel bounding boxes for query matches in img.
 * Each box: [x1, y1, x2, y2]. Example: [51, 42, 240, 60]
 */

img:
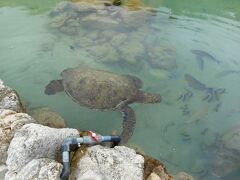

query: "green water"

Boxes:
[1, 0, 240, 179]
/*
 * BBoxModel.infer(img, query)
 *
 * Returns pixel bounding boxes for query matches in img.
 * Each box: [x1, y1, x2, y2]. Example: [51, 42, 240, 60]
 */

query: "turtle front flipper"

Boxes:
[136, 90, 161, 104]
[44, 80, 64, 95]
[119, 105, 136, 144]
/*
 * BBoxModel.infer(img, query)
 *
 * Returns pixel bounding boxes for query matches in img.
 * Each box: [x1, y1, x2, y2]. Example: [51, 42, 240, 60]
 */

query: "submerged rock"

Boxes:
[203, 126, 240, 178]
[174, 172, 194, 180]
[0, 79, 24, 113]
[6, 123, 79, 174]
[119, 40, 145, 65]
[86, 43, 119, 63]
[71, 145, 144, 180]
[0, 110, 35, 164]
[5, 158, 62, 180]
[147, 46, 177, 72]
[32, 107, 66, 128]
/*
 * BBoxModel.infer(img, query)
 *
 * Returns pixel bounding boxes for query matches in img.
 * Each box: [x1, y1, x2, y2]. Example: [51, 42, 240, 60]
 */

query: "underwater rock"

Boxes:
[6, 123, 79, 173]
[73, 36, 94, 48]
[222, 126, 240, 151]
[99, 29, 118, 40]
[118, 40, 145, 64]
[147, 46, 177, 72]
[81, 13, 119, 29]
[32, 107, 66, 128]
[110, 33, 128, 47]
[71, 145, 144, 180]
[174, 172, 194, 180]
[5, 158, 62, 180]
[203, 127, 240, 178]
[86, 43, 119, 63]
[49, 12, 69, 28]
[120, 9, 152, 28]
[0, 79, 24, 113]
[0, 110, 35, 164]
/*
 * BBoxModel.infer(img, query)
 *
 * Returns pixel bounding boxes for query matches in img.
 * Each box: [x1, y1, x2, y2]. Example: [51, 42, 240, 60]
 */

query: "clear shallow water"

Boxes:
[1, 1, 240, 179]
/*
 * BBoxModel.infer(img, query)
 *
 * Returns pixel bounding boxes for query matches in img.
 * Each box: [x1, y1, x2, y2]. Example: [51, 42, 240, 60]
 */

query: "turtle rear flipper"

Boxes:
[136, 90, 161, 104]
[119, 106, 136, 144]
[44, 80, 64, 95]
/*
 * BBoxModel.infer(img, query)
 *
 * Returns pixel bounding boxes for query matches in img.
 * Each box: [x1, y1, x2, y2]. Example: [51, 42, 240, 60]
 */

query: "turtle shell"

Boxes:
[61, 68, 141, 110]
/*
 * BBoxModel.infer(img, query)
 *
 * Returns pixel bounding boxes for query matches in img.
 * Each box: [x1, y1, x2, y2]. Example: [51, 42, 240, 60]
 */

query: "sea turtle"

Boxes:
[44, 67, 161, 144]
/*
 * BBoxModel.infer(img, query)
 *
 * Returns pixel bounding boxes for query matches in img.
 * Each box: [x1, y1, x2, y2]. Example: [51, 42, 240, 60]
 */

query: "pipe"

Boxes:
[60, 134, 121, 180]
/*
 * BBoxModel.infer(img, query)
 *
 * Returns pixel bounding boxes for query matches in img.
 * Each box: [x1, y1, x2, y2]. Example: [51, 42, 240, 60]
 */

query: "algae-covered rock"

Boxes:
[5, 158, 62, 180]
[0, 79, 24, 113]
[0, 110, 35, 164]
[6, 123, 79, 173]
[32, 107, 66, 128]
[143, 154, 172, 180]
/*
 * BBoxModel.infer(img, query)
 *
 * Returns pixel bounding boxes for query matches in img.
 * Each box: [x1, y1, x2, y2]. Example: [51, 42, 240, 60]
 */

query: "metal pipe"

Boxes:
[60, 135, 121, 180]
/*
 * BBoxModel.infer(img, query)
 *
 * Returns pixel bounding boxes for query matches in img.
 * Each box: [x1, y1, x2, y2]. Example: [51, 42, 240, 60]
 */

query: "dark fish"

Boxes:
[201, 128, 208, 135]
[191, 49, 221, 64]
[214, 102, 222, 112]
[184, 74, 226, 102]
[184, 74, 207, 91]
[216, 70, 240, 78]
[178, 88, 193, 102]
[163, 122, 175, 134]
[69, 45, 75, 50]
[196, 55, 204, 71]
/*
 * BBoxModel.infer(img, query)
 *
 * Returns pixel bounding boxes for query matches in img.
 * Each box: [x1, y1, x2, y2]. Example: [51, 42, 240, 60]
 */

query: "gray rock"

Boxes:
[0, 79, 24, 113]
[72, 145, 144, 180]
[0, 164, 8, 180]
[6, 123, 79, 173]
[5, 158, 62, 180]
[0, 110, 35, 164]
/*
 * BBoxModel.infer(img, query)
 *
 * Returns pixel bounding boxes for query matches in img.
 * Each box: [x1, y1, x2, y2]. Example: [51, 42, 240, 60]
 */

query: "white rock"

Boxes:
[5, 158, 62, 180]
[0, 79, 24, 113]
[0, 110, 35, 164]
[73, 145, 144, 180]
[6, 123, 79, 173]
[0, 164, 8, 180]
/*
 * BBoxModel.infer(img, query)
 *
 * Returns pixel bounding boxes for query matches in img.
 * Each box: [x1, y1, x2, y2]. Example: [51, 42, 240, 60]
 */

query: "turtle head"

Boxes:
[136, 91, 161, 104]
[44, 80, 63, 95]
